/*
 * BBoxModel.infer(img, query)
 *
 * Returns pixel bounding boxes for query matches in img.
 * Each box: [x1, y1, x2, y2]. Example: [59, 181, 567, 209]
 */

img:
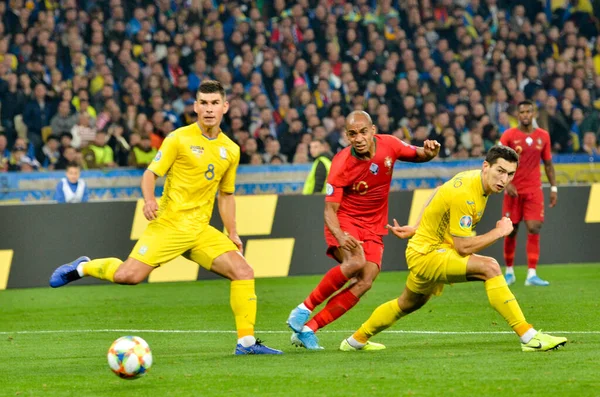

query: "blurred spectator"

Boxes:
[303, 139, 333, 195]
[128, 135, 157, 168]
[0, 134, 9, 171]
[54, 162, 89, 203]
[82, 131, 115, 169]
[50, 101, 78, 137]
[579, 131, 600, 155]
[70, 112, 97, 149]
[40, 135, 61, 170]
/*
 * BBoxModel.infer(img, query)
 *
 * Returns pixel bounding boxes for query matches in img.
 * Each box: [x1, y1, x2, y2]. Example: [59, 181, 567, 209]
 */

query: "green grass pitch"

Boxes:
[1, 264, 599, 396]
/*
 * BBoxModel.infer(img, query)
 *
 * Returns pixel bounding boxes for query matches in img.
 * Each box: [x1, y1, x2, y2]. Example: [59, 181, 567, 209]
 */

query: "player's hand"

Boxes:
[229, 232, 244, 254]
[495, 216, 514, 237]
[143, 199, 159, 221]
[549, 191, 557, 208]
[338, 232, 363, 251]
[386, 219, 416, 239]
[505, 183, 518, 197]
[422, 140, 441, 159]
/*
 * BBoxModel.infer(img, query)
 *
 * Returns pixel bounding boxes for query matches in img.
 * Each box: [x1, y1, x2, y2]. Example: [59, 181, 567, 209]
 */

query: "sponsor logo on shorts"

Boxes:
[138, 245, 148, 255]
[153, 151, 162, 162]
[326, 183, 334, 196]
[459, 215, 472, 229]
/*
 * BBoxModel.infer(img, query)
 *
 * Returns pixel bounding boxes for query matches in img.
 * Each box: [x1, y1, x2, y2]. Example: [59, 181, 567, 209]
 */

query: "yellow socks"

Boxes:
[353, 298, 407, 343]
[485, 275, 532, 336]
[230, 280, 257, 339]
[82, 258, 122, 282]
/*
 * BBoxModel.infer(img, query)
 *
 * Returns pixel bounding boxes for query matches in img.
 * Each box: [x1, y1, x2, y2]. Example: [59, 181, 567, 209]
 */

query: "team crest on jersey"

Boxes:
[384, 156, 393, 174]
[369, 163, 379, 175]
[190, 145, 204, 157]
[537, 138, 542, 145]
[525, 137, 533, 146]
[220, 147, 227, 159]
[459, 215, 472, 229]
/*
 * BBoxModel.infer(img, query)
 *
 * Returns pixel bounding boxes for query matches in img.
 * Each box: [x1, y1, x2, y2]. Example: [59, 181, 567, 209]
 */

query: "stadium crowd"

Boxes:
[1, 0, 600, 173]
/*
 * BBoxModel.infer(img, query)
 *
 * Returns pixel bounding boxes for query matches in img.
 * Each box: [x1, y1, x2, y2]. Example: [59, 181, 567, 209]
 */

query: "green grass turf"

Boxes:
[0, 264, 599, 396]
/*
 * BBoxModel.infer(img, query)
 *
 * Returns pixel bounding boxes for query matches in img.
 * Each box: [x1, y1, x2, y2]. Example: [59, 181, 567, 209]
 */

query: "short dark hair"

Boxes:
[517, 100, 534, 109]
[485, 145, 519, 166]
[66, 162, 80, 170]
[197, 80, 225, 99]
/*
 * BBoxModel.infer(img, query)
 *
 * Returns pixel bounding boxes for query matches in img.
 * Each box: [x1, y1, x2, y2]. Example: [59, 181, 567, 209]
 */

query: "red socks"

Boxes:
[303, 266, 349, 311]
[526, 233, 540, 269]
[306, 288, 359, 332]
[504, 235, 516, 268]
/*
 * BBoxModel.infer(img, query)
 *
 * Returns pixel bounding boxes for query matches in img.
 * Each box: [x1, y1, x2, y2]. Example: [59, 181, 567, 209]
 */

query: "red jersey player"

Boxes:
[500, 100, 557, 287]
[287, 110, 440, 349]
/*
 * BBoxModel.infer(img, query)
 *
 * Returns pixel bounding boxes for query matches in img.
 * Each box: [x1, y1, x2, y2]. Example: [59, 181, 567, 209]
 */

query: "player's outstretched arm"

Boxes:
[414, 140, 441, 162]
[141, 170, 159, 220]
[453, 217, 514, 256]
[387, 187, 440, 239]
[218, 192, 243, 253]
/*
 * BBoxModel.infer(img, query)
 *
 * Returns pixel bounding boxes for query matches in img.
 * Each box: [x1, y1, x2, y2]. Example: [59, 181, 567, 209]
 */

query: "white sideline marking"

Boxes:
[0, 329, 598, 335]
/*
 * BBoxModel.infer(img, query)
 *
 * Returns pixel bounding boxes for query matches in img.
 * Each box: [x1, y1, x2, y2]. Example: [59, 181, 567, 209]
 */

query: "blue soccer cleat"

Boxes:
[49, 256, 90, 288]
[286, 306, 311, 333]
[234, 339, 283, 355]
[525, 275, 550, 286]
[291, 330, 323, 350]
[505, 272, 516, 286]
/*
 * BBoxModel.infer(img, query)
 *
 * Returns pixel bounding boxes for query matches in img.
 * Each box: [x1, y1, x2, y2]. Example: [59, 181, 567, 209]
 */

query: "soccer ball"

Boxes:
[107, 336, 153, 379]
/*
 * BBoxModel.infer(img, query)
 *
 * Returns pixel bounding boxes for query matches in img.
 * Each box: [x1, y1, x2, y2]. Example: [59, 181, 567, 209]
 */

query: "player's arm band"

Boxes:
[550, 186, 557, 193]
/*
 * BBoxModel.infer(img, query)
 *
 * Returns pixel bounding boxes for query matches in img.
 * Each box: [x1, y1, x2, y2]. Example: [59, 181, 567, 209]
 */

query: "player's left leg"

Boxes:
[523, 220, 549, 286]
[188, 226, 282, 355]
[466, 253, 565, 351]
[522, 189, 549, 286]
[304, 259, 379, 333]
[341, 286, 430, 351]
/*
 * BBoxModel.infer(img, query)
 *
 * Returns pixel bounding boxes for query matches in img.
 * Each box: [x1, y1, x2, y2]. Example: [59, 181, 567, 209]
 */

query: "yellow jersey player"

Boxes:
[339, 146, 567, 352]
[50, 80, 282, 355]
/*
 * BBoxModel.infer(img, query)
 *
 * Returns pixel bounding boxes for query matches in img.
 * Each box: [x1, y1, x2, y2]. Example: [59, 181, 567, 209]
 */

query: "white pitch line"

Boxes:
[0, 329, 599, 335]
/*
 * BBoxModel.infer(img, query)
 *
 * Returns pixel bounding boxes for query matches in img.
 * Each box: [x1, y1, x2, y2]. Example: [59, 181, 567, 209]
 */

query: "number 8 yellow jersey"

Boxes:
[147, 122, 240, 228]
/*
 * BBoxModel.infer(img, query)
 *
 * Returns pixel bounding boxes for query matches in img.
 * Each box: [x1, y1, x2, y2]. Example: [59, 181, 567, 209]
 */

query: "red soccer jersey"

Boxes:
[500, 127, 552, 193]
[325, 134, 418, 235]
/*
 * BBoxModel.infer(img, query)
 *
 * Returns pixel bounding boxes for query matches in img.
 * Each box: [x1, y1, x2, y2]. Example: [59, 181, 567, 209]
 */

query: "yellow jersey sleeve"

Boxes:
[147, 134, 178, 177]
[219, 146, 240, 194]
[448, 191, 476, 237]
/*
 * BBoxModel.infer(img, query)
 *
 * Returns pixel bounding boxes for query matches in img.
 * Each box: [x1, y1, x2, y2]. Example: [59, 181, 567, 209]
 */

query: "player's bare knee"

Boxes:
[229, 262, 254, 281]
[482, 257, 502, 279]
[342, 257, 367, 276]
[527, 224, 542, 234]
[114, 269, 143, 285]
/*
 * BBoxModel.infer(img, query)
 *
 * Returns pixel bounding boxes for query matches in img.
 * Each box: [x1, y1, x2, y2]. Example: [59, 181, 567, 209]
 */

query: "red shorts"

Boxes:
[502, 189, 545, 223]
[324, 219, 384, 267]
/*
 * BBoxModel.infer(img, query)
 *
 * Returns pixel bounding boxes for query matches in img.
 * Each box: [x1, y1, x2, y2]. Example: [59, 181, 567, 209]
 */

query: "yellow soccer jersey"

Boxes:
[408, 170, 488, 255]
[147, 122, 240, 226]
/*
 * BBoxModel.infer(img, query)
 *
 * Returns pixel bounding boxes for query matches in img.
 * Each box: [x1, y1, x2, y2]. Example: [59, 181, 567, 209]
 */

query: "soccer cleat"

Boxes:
[521, 331, 567, 352]
[505, 272, 516, 286]
[290, 331, 323, 350]
[49, 256, 90, 288]
[339, 339, 386, 351]
[234, 339, 283, 355]
[286, 306, 311, 333]
[525, 275, 550, 286]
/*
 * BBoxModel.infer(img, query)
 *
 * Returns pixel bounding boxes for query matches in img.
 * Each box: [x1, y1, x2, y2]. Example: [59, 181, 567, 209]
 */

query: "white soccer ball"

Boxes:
[107, 336, 153, 379]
